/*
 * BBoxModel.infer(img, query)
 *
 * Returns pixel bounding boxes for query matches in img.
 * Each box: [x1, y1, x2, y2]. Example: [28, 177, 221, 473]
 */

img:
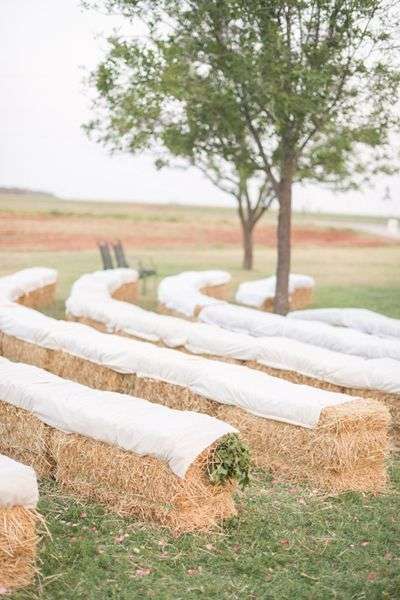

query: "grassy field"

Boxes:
[0, 192, 391, 224]
[3, 195, 400, 598]
[3, 245, 400, 320]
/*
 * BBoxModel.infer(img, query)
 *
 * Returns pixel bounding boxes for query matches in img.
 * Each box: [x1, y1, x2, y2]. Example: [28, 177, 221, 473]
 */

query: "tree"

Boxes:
[86, 0, 400, 312]
[85, 32, 275, 271]
[185, 157, 275, 270]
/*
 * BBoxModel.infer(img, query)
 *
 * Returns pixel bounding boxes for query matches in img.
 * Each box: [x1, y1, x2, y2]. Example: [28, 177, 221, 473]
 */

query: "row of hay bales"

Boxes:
[1, 267, 398, 590]
[0, 357, 248, 533]
[66, 269, 400, 442]
[0, 269, 239, 591]
[160, 270, 400, 340]
[157, 270, 315, 314]
[0, 269, 391, 493]
[158, 271, 400, 361]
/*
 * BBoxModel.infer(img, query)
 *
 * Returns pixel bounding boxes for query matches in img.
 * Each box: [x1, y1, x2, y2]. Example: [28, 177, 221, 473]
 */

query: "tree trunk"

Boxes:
[274, 162, 294, 315]
[241, 220, 254, 270]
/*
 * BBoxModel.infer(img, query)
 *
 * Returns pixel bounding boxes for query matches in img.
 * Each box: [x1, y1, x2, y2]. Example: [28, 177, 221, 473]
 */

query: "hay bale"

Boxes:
[52, 350, 137, 394]
[199, 283, 230, 301]
[67, 274, 400, 436]
[246, 361, 400, 441]
[134, 377, 219, 415]
[0, 506, 39, 591]
[0, 401, 54, 478]
[0, 454, 40, 592]
[0, 268, 57, 309]
[288, 307, 400, 338]
[1, 333, 53, 370]
[157, 270, 230, 319]
[67, 311, 400, 449]
[259, 286, 313, 311]
[1, 334, 389, 493]
[50, 431, 237, 534]
[66, 313, 109, 332]
[290, 286, 313, 310]
[0, 357, 248, 532]
[111, 281, 139, 303]
[52, 349, 217, 414]
[236, 275, 314, 312]
[16, 282, 56, 309]
[157, 303, 197, 320]
[216, 398, 389, 493]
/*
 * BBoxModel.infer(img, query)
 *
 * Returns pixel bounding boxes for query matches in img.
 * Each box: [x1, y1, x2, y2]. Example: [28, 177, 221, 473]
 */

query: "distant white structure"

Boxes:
[387, 218, 399, 235]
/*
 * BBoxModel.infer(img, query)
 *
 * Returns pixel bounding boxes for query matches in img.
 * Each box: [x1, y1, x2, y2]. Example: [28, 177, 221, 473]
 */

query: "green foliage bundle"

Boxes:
[207, 433, 251, 490]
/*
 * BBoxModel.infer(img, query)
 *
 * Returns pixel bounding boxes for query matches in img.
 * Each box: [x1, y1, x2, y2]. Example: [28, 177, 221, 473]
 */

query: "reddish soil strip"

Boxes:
[1, 212, 396, 251]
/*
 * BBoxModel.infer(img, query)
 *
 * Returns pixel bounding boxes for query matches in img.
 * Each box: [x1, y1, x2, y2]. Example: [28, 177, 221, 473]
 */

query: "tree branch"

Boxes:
[239, 94, 280, 194]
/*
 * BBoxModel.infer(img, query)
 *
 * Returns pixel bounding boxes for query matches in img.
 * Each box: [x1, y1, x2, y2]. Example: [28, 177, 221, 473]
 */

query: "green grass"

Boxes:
[2, 245, 400, 319]
[12, 469, 400, 599]
[3, 197, 400, 598]
[5, 250, 400, 599]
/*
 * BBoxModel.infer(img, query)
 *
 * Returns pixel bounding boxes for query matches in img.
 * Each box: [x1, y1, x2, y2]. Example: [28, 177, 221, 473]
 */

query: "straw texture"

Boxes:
[15, 282, 56, 309]
[199, 283, 230, 301]
[0, 506, 39, 591]
[216, 399, 389, 492]
[246, 361, 400, 442]
[50, 431, 237, 534]
[0, 400, 54, 478]
[1, 332, 53, 370]
[157, 304, 198, 320]
[157, 281, 229, 318]
[111, 281, 139, 304]
[67, 312, 400, 446]
[290, 286, 313, 310]
[0, 362, 238, 532]
[259, 286, 313, 311]
[1, 333, 390, 492]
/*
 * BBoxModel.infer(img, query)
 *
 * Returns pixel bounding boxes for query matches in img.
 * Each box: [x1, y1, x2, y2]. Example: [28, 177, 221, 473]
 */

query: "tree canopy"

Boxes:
[86, 0, 400, 311]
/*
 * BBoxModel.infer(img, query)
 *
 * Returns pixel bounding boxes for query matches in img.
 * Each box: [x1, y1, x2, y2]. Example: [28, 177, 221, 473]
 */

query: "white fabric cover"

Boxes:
[0, 303, 352, 429]
[0, 267, 57, 302]
[70, 268, 138, 299]
[157, 270, 230, 317]
[66, 271, 400, 394]
[0, 357, 236, 479]
[200, 304, 400, 361]
[290, 308, 400, 339]
[0, 454, 38, 508]
[236, 274, 315, 308]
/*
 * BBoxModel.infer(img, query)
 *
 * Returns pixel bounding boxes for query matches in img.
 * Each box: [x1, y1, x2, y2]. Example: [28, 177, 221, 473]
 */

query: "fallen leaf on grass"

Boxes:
[205, 543, 214, 551]
[367, 572, 378, 582]
[135, 567, 152, 577]
[187, 567, 202, 576]
[384, 552, 392, 561]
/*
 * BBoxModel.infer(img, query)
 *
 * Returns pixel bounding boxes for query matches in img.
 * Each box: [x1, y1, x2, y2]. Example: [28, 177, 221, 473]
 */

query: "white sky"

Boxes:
[1, 0, 399, 215]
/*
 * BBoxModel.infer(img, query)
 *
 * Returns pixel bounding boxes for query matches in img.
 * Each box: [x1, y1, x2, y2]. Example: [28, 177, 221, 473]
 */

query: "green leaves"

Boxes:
[85, 0, 400, 200]
[207, 433, 251, 490]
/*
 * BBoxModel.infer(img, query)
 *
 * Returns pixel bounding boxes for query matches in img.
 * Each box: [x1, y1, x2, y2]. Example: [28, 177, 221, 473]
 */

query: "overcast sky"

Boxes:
[1, 0, 399, 215]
